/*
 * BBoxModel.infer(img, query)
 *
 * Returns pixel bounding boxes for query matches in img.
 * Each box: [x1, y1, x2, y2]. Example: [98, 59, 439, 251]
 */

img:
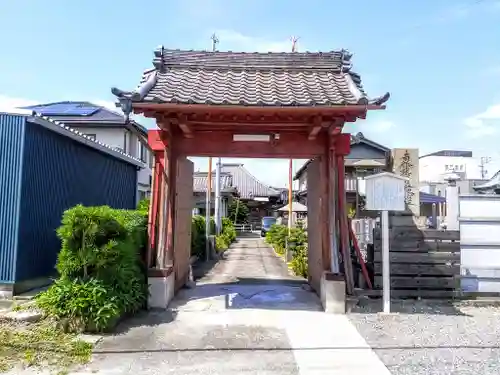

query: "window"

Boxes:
[85, 133, 96, 140]
[140, 143, 147, 162]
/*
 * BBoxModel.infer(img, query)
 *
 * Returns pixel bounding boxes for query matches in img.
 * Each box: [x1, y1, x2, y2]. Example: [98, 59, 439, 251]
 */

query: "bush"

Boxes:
[290, 244, 308, 278]
[137, 198, 150, 214]
[215, 217, 237, 252]
[265, 224, 288, 255]
[36, 205, 148, 332]
[265, 223, 308, 277]
[191, 215, 206, 258]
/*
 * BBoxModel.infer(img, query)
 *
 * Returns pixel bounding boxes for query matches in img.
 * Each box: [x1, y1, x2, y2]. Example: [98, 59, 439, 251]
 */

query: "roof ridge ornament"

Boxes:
[153, 45, 166, 72]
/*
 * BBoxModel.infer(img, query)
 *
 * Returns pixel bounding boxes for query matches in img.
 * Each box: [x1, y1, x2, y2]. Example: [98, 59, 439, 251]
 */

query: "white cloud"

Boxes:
[464, 103, 500, 138]
[0, 95, 38, 112]
[215, 30, 298, 52]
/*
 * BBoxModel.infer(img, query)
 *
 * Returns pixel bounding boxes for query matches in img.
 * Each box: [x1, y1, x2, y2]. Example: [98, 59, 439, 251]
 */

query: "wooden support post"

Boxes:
[148, 151, 164, 268]
[328, 142, 340, 274]
[320, 151, 332, 272]
[165, 146, 177, 269]
[335, 134, 355, 295]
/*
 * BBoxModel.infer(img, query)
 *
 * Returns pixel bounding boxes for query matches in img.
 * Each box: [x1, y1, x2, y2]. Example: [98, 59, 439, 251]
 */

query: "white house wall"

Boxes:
[459, 194, 500, 293]
[420, 155, 484, 182]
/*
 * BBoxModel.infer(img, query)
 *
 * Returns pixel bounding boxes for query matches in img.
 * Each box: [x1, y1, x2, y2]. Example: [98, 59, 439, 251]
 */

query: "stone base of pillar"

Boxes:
[320, 271, 346, 314]
[148, 269, 175, 309]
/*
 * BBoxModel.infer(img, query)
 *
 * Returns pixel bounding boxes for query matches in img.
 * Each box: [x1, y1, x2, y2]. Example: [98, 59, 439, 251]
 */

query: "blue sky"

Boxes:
[1, 0, 500, 186]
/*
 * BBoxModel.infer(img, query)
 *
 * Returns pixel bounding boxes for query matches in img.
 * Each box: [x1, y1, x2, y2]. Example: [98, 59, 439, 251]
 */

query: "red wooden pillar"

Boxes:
[147, 150, 164, 268]
[328, 136, 340, 274]
[320, 147, 332, 272]
[335, 134, 354, 295]
[165, 144, 178, 269]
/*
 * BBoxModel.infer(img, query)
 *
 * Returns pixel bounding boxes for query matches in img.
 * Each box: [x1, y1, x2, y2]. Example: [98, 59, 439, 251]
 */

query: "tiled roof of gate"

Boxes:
[111, 48, 390, 107]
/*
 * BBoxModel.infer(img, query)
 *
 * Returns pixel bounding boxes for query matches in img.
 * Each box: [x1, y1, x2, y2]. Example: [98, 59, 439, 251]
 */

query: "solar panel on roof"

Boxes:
[64, 107, 99, 116]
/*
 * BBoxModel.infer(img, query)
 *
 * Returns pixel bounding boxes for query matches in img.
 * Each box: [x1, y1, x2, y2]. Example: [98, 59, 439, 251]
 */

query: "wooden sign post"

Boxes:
[365, 172, 408, 313]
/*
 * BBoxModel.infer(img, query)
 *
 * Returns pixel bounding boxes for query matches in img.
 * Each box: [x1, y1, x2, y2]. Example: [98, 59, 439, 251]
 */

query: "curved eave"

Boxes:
[127, 102, 388, 116]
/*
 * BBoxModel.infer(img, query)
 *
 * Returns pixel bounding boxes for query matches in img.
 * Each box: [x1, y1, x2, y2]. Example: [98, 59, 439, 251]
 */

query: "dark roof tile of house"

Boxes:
[220, 163, 280, 199]
[193, 172, 234, 193]
[22, 101, 148, 136]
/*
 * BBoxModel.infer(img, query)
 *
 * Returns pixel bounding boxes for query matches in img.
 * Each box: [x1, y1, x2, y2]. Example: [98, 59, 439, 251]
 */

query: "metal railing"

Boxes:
[234, 223, 254, 232]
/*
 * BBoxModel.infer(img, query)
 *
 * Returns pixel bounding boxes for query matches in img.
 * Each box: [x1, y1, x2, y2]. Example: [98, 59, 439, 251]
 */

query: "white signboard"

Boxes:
[364, 172, 407, 212]
[363, 172, 408, 314]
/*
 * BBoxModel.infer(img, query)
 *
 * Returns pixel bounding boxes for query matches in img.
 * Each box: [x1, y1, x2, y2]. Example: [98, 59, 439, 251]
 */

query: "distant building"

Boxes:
[22, 101, 153, 199]
[294, 132, 390, 215]
[419, 150, 485, 183]
[192, 171, 237, 216]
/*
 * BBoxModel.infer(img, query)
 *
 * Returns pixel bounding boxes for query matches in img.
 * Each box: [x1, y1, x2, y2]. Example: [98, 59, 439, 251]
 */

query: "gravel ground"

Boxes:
[349, 299, 500, 375]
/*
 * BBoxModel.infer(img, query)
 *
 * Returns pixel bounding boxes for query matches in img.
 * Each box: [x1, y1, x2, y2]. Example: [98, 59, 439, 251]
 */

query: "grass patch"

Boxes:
[0, 318, 93, 375]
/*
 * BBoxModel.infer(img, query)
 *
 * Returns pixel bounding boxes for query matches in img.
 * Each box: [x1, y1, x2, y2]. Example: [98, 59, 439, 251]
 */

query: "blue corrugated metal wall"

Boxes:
[15, 121, 137, 282]
[0, 115, 25, 283]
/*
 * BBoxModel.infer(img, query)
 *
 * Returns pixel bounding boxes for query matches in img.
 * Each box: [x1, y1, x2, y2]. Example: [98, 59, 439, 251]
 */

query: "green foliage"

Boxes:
[137, 198, 150, 214]
[265, 224, 308, 277]
[228, 199, 249, 224]
[0, 319, 93, 374]
[215, 217, 237, 252]
[265, 224, 288, 255]
[191, 215, 207, 258]
[290, 244, 308, 278]
[36, 205, 148, 333]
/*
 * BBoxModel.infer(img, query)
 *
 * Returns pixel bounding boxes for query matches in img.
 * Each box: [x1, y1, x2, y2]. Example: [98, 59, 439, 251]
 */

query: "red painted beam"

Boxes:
[334, 133, 351, 155]
[174, 131, 326, 158]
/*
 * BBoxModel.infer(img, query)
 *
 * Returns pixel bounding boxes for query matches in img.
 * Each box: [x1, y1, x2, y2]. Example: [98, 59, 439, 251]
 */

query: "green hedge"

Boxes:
[215, 217, 237, 252]
[191, 215, 236, 255]
[36, 205, 148, 333]
[265, 224, 308, 277]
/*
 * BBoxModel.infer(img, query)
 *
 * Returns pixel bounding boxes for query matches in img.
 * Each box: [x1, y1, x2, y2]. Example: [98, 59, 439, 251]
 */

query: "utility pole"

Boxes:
[479, 156, 491, 179]
[290, 36, 299, 52]
[205, 33, 220, 260]
[210, 32, 223, 235]
[287, 36, 299, 234]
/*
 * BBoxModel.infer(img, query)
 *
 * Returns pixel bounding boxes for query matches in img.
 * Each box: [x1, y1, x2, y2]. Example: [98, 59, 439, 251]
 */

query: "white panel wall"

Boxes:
[459, 194, 500, 293]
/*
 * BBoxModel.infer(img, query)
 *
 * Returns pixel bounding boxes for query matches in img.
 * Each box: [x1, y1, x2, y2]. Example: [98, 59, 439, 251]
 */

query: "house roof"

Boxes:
[473, 169, 500, 191]
[277, 201, 308, 212]
[419, 150, 473, 159]
[111, 48, 390, 108]
[293, 132, 389, 180]
[219, 163, 280, 199]
[193, 171, 235, 193]
[22, 101, 148, 137]
[1, 110, 144, 168]
[420, 192, 446, 204]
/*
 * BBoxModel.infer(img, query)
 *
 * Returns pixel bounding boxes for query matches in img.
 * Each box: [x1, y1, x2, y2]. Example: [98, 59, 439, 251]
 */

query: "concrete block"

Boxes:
[320, 272, 346, 314]
[148, 273, 175, 309]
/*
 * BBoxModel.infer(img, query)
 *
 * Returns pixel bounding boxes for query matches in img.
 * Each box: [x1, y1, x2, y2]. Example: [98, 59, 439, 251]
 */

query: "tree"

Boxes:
[228, 199, 249, 224]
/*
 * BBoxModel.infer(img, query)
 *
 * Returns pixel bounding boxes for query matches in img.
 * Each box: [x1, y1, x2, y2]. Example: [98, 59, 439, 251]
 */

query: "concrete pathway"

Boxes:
[77, 236, 390, 375]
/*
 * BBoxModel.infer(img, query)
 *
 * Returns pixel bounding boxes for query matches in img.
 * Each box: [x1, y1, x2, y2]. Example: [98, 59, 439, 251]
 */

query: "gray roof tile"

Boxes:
[220, 163, 280, 199]
[193, 172, 234, 193]
[112, 48, 390, 107]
